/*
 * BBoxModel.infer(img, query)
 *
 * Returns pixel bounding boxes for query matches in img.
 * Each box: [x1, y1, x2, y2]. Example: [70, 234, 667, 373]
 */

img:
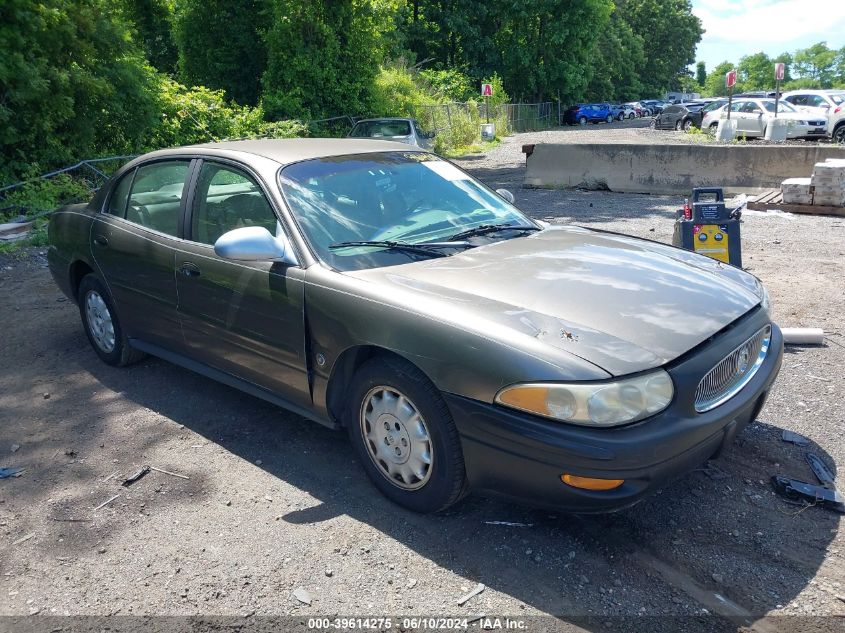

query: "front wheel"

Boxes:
[683, 119, 694, 132]
[708, 122, 718, 135]
[674, 119, 683, 131]
[78, 274, 145, 366]
[628, 112, 635, 119]
[346, 356, 467, 513]
[606, 115, 613, 124]
[579, 116, 587, 126]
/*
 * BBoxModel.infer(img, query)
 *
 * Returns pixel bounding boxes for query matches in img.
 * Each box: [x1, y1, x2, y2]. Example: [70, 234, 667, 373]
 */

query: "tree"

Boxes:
[0, 0, 158, 181]
[262, 1, 391, 119]
[174, 0, 267, 105]
[586, 3, 645, 102]
[737, 52, 772, 92]
[792, 42, 837, 87]
[122, 0, 178, 73]
[703, 61, 735, 97]
[618, 0, 702, 96]
[696, 61, 706, 87]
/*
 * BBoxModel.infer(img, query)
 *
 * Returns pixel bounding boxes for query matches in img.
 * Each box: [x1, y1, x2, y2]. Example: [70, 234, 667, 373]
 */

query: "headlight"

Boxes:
[495, 370, 674, 427]
[755, 279, 770, 311]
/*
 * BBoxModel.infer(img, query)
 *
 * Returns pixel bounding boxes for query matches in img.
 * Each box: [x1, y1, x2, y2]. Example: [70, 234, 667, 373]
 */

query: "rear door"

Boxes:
[91, 159, 193, 351]
[175, 159, 310, 407]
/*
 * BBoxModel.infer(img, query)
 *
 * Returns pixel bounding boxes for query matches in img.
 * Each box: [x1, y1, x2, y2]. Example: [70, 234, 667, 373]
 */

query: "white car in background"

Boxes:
[702, 98, 827, 139]
[782, 89, 845, 119]
[829, 104, 845, 143]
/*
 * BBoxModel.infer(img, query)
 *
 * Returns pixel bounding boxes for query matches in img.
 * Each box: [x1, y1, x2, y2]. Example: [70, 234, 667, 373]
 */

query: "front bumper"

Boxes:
[448, 310, 783, 513]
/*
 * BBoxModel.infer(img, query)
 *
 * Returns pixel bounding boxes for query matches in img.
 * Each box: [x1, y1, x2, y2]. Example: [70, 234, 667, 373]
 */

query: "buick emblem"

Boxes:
[737, 346, 751, 373]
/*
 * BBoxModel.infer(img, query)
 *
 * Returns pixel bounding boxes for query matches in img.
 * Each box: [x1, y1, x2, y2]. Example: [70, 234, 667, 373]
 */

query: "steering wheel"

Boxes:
[127, 203, 150, 227]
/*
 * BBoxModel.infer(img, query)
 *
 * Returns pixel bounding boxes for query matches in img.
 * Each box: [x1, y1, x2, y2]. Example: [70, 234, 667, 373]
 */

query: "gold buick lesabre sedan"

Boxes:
[48, 139, 782, 513]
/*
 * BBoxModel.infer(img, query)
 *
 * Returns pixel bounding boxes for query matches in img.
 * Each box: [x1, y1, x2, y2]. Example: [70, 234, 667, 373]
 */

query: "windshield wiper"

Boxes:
[329, 240, 452, 258]
[448, 223, 541, 242]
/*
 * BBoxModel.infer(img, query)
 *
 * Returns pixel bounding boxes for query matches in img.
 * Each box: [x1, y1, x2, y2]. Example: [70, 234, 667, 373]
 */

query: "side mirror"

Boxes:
[424, 131, 436, 139]
[214, 226, 297, 265]
[495, 188, 515, 204]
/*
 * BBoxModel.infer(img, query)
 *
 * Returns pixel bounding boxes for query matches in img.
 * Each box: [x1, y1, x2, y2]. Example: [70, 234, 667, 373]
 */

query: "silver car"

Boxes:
[48, 139, 783, 514]
[348, 118, 435, 149]
[702, 98, 827, 138]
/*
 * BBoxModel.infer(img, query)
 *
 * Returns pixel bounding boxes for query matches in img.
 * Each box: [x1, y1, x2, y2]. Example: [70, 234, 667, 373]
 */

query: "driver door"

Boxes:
[175, 159, 311, 407]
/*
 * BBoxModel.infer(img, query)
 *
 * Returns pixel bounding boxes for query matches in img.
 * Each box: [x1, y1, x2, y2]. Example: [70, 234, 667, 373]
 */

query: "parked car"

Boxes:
[616, 104, 637, 120]
[828, 103, 845, 143]
[48, 139, 783, 514]
[702, 98, 827, 139]
[685, 99, 729, 129]
[652, 103, 707, 131]
[782, 89, 845, 119]
[641, 99, 666, 114]
[563, 103, 614, 125]
[348, 118, 435, 149]
[624, 102, 645, 117]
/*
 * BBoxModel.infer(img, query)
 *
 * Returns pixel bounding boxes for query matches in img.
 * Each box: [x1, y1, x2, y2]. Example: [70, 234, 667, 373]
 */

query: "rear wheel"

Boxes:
[674, 119, 683, 131]
[346, 356, 467, 513]
[618, 113, 625, 121]
[628, 112, 635, 119]
[78, 274, 145, 366]
[833, 124, 845, 144]
[683, 119, 694, 132]
[579, 116, 587, 126]
[606, 115, 613, 124]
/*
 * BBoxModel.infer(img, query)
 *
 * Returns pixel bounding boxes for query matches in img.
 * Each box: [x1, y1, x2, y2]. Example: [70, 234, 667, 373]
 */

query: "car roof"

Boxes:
[353, 118, 415, 124]
[137, 138, 416, 167]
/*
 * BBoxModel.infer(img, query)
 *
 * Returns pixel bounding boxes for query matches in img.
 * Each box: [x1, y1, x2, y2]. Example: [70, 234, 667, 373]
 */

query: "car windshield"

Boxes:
[701, 101, 725, 112]
[763, 101, 795, 113]
[350, 120, 412, 138]
[279, 152, 535, 271]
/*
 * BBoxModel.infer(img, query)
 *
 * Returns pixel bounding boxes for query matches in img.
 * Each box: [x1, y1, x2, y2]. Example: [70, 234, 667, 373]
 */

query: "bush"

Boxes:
[1, 174, 92, 220]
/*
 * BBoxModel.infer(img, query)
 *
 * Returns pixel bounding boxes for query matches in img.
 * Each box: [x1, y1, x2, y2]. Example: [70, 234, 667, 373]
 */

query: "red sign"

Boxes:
[481, 83, 493, 97]
[775, 63, 785, 81]
[726, 69, 737, 88]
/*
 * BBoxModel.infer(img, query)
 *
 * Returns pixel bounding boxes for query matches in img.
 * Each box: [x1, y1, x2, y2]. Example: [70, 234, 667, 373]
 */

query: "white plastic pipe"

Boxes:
[781, 328, 825, 346]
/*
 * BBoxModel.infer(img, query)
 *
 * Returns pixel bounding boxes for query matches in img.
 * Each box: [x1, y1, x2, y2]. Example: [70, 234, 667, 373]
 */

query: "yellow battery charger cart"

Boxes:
[672, 187, 742, 267]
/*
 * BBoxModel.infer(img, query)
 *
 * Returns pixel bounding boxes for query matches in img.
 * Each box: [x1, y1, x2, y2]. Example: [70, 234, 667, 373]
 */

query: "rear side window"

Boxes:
[107, 170, 134, 216]
[350, 120, 412, 137]
[126, 161, 190, 236]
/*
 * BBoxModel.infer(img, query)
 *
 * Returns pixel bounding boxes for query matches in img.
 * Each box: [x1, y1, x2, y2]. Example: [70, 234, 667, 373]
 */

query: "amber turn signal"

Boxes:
[561, 474, 624, 491]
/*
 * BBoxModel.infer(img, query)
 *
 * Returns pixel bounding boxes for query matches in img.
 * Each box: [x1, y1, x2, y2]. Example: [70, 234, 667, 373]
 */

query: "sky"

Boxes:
[691, 0, 845, 71]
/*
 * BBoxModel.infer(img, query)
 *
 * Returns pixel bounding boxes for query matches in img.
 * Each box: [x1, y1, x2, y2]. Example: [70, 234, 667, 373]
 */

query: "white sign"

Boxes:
[481, 83, 493, 97]
[775, 63, 785, 81]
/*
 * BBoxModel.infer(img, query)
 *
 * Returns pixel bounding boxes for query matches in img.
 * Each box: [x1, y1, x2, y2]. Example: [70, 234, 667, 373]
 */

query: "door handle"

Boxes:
[179, 262, 201, 277]
[93, 236, 109, 247]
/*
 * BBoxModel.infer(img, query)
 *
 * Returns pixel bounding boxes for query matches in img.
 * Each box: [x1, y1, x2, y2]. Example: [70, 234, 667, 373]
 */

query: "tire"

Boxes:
[683, 119, 694, 132]
[579, 116, 587, 126]
[674, 119, 683, 131]
[618, 113, 625, 121]
[78, 274, 145, 367]
[628, 112, 635, 119]
[708, 122, 718, 135]
[346, 356, 467, 513]
[606, 115, 613, 124]
[650, 118, 657, 129]
[833, 124, 845, 144]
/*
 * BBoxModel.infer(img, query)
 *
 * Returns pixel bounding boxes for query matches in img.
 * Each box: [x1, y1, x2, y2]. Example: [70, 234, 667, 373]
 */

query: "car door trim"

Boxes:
[128, 338, 337, 429]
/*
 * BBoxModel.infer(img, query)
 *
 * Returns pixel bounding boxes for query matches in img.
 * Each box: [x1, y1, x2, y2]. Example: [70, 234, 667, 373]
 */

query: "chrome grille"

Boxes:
[694, 325, 771, 413]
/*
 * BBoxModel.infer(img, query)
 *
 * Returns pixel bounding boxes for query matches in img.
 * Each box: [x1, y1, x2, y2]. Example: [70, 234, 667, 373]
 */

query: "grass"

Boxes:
[440, 138, 502, 159]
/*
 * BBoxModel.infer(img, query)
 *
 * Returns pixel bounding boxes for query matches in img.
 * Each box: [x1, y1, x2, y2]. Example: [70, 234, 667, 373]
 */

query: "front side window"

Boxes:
[730, 101, 746, 112]
[126, 161, 190, 236]
[191, 162, 277, 246]
[279, 152, 536, 271]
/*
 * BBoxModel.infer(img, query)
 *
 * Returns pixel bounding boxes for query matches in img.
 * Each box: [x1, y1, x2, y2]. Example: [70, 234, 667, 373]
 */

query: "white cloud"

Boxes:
[693, 0, 845, 45]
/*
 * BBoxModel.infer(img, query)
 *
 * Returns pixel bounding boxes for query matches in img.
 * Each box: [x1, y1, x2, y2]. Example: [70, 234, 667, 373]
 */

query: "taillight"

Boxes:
[835, 106, 843, 114]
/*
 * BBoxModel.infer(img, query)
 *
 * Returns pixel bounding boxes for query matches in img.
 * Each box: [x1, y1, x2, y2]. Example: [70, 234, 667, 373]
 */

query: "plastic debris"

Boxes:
[781, 328, 825, 346]
[782, 430, 810, 446]
[292, 587, 312, 605]
[122, 465, 151, 487]
[13, 532, 35, 545]
[150, 466, 189, 480]
[770, 452, 845, 514]
[483, 521, 534, 527]
[456, 583, 485, 606]
[93, 494, 121, 511]
[0, 467, 25, 479]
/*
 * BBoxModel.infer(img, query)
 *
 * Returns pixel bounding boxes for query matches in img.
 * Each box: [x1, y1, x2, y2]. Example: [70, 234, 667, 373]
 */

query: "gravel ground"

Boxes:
[1, 130, 844, 633]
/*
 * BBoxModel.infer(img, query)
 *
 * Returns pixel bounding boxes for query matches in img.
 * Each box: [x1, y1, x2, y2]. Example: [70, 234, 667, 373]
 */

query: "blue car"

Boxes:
[563, 103, 614, 125]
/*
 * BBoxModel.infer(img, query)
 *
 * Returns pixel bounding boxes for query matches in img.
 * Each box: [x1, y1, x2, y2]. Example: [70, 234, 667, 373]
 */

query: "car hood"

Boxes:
[347, 226, 763, 376]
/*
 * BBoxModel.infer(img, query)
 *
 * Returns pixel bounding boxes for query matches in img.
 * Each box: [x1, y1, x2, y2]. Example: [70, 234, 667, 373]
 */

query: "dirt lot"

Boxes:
[1, 129, 844, 632]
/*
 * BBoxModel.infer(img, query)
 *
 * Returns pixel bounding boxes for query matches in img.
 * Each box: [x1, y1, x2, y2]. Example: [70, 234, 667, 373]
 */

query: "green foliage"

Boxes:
[737, 52, 773, 92]
[703, 62, 736, 97]
[122, 0, 178, 73]
[1, 175, 91, 219]
[696, 61, 706, 87]
[619, 0, 702, 95]
[0, 0, 159, 183]
[793, 42, 839, 87]
[371, 64, 437, 117]
[262, 0, 391, 119]
[173, 0, 267, 106]
[586, 4, 645, 102]
[419, 68, 474, 102]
